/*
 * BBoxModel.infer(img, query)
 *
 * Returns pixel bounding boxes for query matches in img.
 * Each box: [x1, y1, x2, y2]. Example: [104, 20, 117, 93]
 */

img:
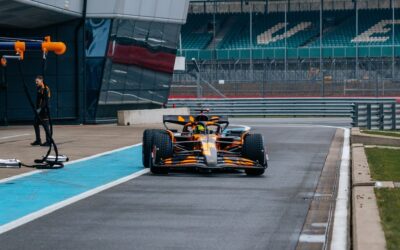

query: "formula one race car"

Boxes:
[142, 110, 268, 176]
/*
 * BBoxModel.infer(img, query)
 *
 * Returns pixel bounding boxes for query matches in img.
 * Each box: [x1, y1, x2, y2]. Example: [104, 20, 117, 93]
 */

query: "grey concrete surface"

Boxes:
[351, 143, 386, 250]
[0, 119, 337, 250]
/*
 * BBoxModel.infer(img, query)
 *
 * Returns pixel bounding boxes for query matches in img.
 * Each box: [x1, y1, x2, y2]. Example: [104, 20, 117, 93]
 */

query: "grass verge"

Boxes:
[365, 148, 400, 182]
[362, 130, 400, 138]
[375, 189, 400, 250]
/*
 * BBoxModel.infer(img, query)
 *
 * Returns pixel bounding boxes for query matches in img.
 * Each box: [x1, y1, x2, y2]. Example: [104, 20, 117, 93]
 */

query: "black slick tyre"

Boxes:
[142, 129, 163, 168]
[242, 133, 267, 176]
[150, 131, 173, 174]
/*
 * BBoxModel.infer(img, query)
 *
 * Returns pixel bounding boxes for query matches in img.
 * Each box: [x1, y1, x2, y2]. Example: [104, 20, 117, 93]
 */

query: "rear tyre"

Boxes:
[150, 131, 173, 174]
[242, 133, 267, 176]
[142, 129, 163, 168]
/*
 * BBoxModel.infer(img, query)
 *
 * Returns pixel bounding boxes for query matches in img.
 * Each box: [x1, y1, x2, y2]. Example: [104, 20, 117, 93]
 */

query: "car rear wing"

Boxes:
[163, 115, 229, 125]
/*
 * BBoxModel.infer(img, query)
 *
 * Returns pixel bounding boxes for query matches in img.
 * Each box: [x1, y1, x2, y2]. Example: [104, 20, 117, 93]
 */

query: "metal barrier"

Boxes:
[167, 98, 398, 119]
[172, 58, 400, 98]
[181, 46, 400, 60]
[351, 103, 400, 130]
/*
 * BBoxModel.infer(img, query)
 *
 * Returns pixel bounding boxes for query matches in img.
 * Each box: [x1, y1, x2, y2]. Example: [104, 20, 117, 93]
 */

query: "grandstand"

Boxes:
[181, 14, 214, 49]
[172, 0, 400, 98]
[180, 8, 400, 58]
[181, 9, 400, 51]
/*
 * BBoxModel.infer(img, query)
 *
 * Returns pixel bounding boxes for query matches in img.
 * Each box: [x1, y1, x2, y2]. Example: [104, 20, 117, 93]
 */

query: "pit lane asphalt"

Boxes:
[0, 119, 343, 250]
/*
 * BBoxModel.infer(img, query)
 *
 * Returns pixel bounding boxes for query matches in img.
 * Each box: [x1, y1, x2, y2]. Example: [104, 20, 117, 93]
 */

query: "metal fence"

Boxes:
[172, 57, 400, 98]
[167, 97, 398, 118]
[181, 46, 400, 61]
[351, 103, 400, 130]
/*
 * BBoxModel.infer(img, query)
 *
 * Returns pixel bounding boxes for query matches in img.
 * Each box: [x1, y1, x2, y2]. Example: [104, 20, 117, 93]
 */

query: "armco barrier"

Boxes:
[352, 103, 400, 130]
[167, 98, 398, 119]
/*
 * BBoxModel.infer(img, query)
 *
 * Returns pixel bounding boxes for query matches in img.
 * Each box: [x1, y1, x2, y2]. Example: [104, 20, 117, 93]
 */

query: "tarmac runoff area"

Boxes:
[0, 118, 350, 249]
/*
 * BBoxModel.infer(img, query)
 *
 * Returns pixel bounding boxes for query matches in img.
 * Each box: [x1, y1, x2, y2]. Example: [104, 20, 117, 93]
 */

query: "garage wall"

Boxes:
[0, 20, 82, 124]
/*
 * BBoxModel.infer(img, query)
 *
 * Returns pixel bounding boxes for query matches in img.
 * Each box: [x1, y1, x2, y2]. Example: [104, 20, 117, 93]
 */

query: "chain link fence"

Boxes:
[171, 57, 400, 98]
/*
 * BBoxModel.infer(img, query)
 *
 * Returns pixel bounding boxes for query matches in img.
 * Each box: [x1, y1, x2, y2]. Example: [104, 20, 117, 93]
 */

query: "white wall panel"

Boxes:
[14, 0, 83, 15]
[155, 0, 172, 20]
[86, 0, 190, 24]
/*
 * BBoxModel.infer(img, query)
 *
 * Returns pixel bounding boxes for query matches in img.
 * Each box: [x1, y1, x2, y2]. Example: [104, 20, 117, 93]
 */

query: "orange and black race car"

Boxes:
[142, 110, 268, 176]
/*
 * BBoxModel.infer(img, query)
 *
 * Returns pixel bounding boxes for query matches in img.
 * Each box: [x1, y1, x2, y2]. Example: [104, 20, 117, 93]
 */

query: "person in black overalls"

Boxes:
[31, 75, 51, 147]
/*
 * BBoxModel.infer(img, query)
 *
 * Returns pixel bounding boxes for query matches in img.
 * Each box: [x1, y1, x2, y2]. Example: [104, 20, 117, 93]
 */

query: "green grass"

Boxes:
[362, 130, 400, 138]
[375, 189, 400, 250]
[366, 148, 400, 181]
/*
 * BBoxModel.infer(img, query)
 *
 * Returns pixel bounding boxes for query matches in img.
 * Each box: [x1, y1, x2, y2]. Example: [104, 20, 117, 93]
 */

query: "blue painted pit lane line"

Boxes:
[0, 144, 145, 231]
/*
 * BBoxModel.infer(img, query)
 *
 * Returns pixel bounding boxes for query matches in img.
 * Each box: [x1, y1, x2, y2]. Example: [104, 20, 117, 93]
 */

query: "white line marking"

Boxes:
[299, 234, 326, 243]
[330, 128, 350, 250]
[0, 169, 149, 235]
[0, 134, 30, 140]
[0, 170, 42, 184]
[314, 193, 332, 197]
[0, 143, 142, 184]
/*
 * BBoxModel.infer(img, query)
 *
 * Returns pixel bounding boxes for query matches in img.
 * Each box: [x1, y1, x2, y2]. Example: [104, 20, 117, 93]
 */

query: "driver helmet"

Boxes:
[194, 124, 206, 134]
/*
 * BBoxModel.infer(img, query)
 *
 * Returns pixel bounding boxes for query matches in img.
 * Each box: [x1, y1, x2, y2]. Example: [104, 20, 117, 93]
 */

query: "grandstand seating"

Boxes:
[181, 9, 400, 58]
[181, 13, 228, 49]
[219, 11, 320, 49]
[310, 9, 399, 47]
[180, 14, 211, 49]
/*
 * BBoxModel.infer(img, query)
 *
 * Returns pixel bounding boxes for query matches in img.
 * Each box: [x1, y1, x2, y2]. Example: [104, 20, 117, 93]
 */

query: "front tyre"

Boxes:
[242, 133, 267, 176]
[244, 168, 265, 176]
[150, 131, 173, 174]
[142, 129, 164, 168]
